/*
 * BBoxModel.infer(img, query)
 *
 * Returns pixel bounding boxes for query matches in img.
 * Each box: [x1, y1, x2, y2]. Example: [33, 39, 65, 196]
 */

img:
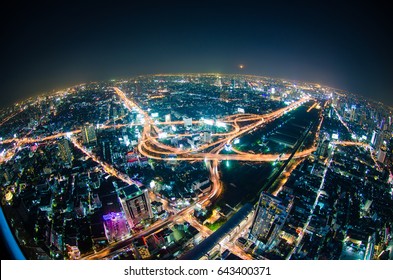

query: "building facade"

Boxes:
[118, 184, 153, 229]
[249, 192, 292, 250]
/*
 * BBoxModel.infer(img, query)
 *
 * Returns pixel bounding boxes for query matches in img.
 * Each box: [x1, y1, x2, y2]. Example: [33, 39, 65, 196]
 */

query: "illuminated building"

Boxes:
[3, 170, 11, 182]
[101, 141, 113, 164]
[373, 129, 382, 149]
[202, 131, 212, 143]
[133, 237, 151, 259]
[349, 105, 356, 122]
[91, 193, 102, 208]
[183, 117, 192, 127]
[110, 107, 117, 119]
[215, 76, 222, 89]
[377, 147, 387, 163]
[103, 212, 130, 243]
[165, 114, 171, 122]
[249, 192, 291, 250]
[191, 177, 211, 191]
[58, 139, 73, 164]
[66, 244, 81, 260]
[126, 150, 138, 166]
[118, 184, 153, 229]
[82, 123, 97, 144]
[370, 130, 377, 146]
[317, 139, 330, 158]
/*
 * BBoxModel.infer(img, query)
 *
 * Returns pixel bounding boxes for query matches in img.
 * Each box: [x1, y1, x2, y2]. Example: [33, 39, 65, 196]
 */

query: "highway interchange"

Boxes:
[0, 86, 370, 259]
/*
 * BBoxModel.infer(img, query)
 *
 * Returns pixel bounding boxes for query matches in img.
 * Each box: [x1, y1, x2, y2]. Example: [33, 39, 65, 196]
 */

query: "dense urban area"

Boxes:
[0, 74, 392, 260]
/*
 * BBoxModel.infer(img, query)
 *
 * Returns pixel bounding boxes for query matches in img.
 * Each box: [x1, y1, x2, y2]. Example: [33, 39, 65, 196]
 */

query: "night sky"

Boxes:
[1, 1, 392, 108]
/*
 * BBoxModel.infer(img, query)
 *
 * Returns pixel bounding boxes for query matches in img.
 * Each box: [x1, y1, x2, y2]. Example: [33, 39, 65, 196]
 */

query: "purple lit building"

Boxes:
[103, 212, 130, 243]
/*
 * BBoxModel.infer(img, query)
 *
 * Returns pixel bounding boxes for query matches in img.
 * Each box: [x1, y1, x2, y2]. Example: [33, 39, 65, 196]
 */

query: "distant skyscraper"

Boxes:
[249, 192, 291, 250]
[118, 184, 153, 229]
[58, 139, 73, 164]
[214, 76, 222, 89]
[349, 105, 356, 122]
[231, 79, 236, 89]
[82, 123, 97, 144]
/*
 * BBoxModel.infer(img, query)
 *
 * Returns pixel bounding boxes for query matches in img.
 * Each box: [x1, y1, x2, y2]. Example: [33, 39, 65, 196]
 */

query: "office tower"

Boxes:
[249, 192, 291, 250]
[119, 184, 153, 229]
[58, 139, 73, 164]
[82, 123, 97, 144]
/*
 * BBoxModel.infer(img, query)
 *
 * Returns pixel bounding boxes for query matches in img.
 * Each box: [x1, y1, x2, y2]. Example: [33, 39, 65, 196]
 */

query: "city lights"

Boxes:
[0, 74, 392, 263]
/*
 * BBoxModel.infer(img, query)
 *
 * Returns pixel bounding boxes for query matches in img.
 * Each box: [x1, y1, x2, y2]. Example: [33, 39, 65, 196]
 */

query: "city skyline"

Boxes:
[1, 73, 392, 260]
[1, 0, 393, 263]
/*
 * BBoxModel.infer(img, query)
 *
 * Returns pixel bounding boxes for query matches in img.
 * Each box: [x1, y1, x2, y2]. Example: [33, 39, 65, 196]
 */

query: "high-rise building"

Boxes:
[112, 107, 118, 119]
[370, 130, 377, 146]
[349, 105, 356, 122]
[215, 76, 222, 89]
[249, 192, 292, 250]
[58, 139, 73, 164]
[82, 123, 97, 144]
[165, 114, 171, 123]
[202, 131, 212, 143]
[373, 129, 383, 150]
[101, 141, 113, 164]
[183, 117, 192, 127]
[103, 212, 130, 243]
[118, 184, 153, 229]
[377, 147, 387, 164]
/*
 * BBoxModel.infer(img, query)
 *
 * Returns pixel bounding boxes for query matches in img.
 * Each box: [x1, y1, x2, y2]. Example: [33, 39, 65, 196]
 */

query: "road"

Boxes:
[1, 86, 371, 260]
